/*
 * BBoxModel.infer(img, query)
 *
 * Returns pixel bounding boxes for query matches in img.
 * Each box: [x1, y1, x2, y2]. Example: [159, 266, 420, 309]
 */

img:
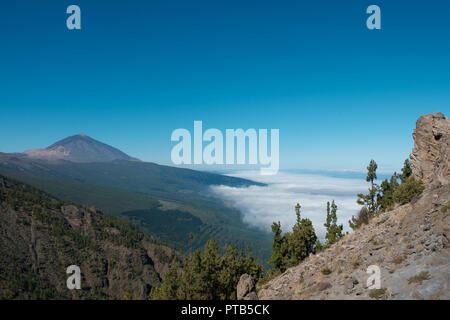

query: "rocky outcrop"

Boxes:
[0, 175, 182, 300]
[410, 112, 449, 188]
[237, 274, 258, 300]
[257, 113, 450, 300]
[258, 185, 450, 300]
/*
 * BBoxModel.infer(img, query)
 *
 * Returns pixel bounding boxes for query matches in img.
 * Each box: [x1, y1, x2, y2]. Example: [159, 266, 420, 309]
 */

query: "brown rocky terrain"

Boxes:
[411, 112, 449, 188]
[250, 112, 450, 300]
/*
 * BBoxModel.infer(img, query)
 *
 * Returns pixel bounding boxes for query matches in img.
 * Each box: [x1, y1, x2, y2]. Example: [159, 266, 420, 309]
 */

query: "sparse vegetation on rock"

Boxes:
[321, 268, 332, 275]
[408, 271, 431, 285]
[257, 113, 449, 300]
[0, 175, 181, 300]
[369, 288, 387, 300]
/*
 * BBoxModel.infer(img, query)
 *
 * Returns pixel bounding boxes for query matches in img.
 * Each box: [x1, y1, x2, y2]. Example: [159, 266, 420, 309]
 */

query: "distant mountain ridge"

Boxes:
[0, 134, 272, 262]
[23, 133, 141, 163]
[0, 174, 182, 299]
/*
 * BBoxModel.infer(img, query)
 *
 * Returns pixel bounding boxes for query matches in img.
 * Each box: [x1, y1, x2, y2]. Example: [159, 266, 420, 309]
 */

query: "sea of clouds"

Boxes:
[210, 171, 370, 240]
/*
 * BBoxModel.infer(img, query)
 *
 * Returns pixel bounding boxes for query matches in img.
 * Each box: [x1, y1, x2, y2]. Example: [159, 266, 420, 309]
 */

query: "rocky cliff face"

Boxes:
[0, 175, 182, 299]
[254, 113, 450, 300]
[410, 112, 449, 188]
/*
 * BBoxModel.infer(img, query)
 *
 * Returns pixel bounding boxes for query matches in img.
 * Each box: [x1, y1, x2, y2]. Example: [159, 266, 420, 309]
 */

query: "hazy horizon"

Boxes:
[2, 1, 449, 172]
[0, 130, 413, 174]
[210, 170, 389, 240]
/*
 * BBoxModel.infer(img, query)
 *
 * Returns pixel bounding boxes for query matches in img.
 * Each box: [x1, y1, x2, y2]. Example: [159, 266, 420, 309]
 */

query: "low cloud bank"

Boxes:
[210, 171, 369, 240]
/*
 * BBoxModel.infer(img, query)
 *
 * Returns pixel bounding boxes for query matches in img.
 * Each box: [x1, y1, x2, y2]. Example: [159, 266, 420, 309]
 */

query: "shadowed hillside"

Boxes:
[0, 174, 183, 299]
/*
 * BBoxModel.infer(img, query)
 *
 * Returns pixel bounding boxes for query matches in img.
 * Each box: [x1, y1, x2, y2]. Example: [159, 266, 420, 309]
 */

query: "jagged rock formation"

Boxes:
[237, 274, 258, 300]
[0, 175, 182, 299]
[0, 135, 271, 263]
[257, 113, 450, 300]
[411, 112, 449, 188]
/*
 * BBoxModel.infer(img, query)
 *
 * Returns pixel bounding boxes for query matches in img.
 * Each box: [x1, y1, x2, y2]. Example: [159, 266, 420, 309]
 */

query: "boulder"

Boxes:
[237, 274, 258, 300]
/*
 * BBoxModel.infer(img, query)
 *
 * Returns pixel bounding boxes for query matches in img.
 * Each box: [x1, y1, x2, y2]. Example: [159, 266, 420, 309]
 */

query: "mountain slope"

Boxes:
[257, 185, 449, 300]
[0, 154, 262, 195]
[0, 135, 271, 262]
[256, 113, 450, 300]
[0, 174, 182, 300]
[23, 133, 140, 162]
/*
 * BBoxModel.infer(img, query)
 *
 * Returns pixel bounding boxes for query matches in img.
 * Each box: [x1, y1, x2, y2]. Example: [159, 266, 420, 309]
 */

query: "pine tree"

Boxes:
[378, 174, 399, 211]
[351, 158, 423, 232]
[200, 238, 220, 299]
[269, 203, 318, 273]
[268, 221, 286, 272]
[324, 200, 343, 247]
[149, 259, 180, 300]
[216, 245, 264, 300]
[399, 159, 413, 183]
[241, 251, 263, 281]
[188, 232, 195, 253]
[178, 250, 203, 299]
[315, 239, 323, 253]
[285, 204, 317, 267]
[394, 176, 425, 204]
[217, 245, 240, 299]
[357, 159, 379, 214]
[150, 237, 263, 300]
[295, 203, 301, 224]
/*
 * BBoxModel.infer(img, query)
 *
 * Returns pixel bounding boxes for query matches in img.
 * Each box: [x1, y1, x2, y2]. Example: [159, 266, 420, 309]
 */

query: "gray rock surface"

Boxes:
[411, 112, 449, 188]
[257, 113, 450, 300]
[237, 274, 258, 300]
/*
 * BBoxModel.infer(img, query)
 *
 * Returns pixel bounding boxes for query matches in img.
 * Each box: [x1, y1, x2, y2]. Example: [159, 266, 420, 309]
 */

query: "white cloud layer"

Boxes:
[210, 171, 369, 240]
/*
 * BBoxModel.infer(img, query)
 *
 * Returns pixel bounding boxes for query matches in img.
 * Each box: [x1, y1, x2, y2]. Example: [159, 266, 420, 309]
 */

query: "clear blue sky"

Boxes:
[1, 0, 449, 172]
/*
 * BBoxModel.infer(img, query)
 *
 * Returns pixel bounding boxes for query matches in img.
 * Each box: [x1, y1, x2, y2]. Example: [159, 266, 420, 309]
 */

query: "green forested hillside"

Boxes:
[0, 174, 182, 299]
[0, 154, 272, 262]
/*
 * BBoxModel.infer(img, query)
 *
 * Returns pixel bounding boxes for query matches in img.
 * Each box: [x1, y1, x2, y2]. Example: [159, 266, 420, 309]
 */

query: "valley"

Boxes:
[0, 134, 272, 262]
